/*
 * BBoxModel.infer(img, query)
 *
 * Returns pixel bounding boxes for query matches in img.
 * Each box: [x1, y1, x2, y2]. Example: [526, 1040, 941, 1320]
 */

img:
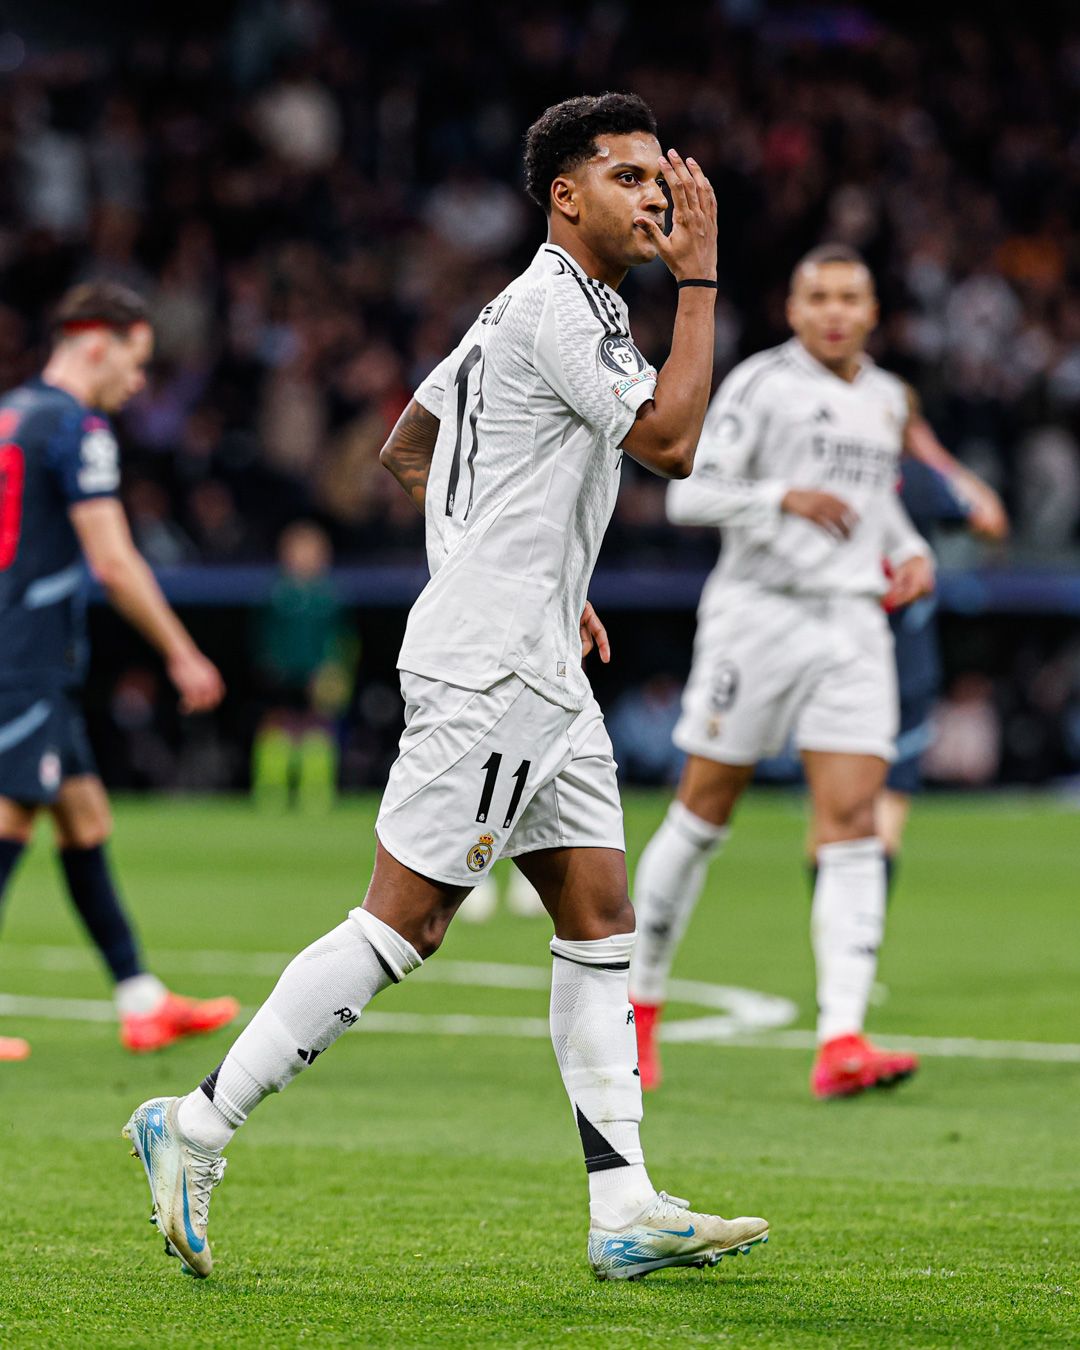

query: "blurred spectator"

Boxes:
[251, 521, 356, 812]
[253, 66, 342, 172]
[185, 480, 254, 562]
[124, 479, 197, 566]
[107, 668, 177, 788]
[423, 167, 528, 259]
[607, 676, 684, 785]
[0, 6, 1077, 566]
[1015, 428, 1080, 556]
[923, 674, 1002, 786]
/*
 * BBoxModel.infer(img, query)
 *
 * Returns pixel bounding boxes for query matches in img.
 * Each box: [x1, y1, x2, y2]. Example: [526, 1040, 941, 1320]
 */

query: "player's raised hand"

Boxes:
[781, 488, 859, 540]
[580, 602, 610, 665]
[883, 554, 935, 611]
[635, 150, 717, 283]
[168, 647, 226, 714]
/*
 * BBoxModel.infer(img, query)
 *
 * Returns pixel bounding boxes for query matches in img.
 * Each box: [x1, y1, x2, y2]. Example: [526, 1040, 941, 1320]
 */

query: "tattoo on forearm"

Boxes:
[382, 400, 439, 514]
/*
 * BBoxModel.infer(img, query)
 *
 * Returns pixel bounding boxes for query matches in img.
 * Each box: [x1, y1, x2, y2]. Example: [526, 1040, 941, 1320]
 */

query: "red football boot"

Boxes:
[632, 1001, 663, 1091]
[811, 1032, 919, 1100]
[0, 1034, 30, 1061]
[121, 991, 240, 1053]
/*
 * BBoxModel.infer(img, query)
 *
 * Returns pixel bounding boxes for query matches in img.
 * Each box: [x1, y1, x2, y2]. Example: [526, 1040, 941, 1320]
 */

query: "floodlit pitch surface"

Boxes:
[0, 792, 1076, 1348]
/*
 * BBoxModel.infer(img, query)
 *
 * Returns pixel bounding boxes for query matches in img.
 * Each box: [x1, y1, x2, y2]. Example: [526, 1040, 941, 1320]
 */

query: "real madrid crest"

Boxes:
[466, 833, 494, 872]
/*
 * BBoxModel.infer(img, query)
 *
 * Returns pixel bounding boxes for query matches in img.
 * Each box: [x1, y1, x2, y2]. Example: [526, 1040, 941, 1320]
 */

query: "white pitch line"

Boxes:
[0, 945, 799, 1037]
[1, 944, 1079, 1063]
[0, 993, 117, 1023]
[716, 1029, 1080, 1064]
[1, 991, 1078, 1061]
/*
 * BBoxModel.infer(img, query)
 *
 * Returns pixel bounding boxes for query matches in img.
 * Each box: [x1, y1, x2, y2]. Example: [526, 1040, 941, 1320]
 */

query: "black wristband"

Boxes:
[677, 278, 718, 290]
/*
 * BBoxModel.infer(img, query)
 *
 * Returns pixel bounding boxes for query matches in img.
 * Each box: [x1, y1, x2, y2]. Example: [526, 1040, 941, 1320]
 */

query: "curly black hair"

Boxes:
[523, 92, 658, 213]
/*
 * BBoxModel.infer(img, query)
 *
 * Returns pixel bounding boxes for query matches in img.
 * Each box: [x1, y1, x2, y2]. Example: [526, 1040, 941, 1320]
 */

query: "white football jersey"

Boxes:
[667, 338, 929, 613]
[399, 243, 657, 711]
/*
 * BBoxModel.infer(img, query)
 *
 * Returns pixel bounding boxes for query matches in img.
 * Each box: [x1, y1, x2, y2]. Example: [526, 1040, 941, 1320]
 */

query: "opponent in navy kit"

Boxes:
[0, 282, 237, 1062]
[0, 382, 118, 794]
[885, 461, 969, 796]
[880, 390, 1009, 878]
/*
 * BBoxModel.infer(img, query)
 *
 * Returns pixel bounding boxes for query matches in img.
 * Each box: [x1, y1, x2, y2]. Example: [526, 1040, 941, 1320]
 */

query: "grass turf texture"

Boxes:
[0, 792, 1077, 1348]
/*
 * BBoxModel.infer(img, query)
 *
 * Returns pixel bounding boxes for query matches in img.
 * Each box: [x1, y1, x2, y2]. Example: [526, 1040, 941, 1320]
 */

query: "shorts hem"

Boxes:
[501, 835, 625, 859]
[0, 785, 57, 806]
[795, 736, 896, 762]
[375, 825, 485, 888]
[671, 732, 762, 767]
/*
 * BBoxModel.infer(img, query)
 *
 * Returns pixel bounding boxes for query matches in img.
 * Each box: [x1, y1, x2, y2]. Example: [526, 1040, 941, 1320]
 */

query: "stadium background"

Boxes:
[3, 6, 1079, 1346]
[2, 0, 1079, 790]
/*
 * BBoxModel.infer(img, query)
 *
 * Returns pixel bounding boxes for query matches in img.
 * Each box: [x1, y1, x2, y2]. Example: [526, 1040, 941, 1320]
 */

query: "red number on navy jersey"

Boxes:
[0, 442, 26, 569]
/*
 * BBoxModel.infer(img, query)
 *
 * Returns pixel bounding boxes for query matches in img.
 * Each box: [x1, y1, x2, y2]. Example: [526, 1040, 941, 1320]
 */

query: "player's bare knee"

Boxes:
[677, 758, 749, 828]
[91, 806, 113, 845]
[0, 796, 38, 842]
[606, 892, 636, 935]
[53, 804, 112, 850]
[56, 820, 110, 850]
[0, 824, 34, 845]
[819, 798, 877, 844]
[569, 890, 634, 941]
[415, 911, 455, 959]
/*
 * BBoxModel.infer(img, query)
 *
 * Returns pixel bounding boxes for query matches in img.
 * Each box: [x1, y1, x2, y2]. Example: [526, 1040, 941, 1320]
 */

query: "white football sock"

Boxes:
[628, 802, 728, 1006]
[114, 973, 168, 1016]
[177, 909, 420, 1151]
[812, 837, 886, 1044]
[550, 932, 656, 1229]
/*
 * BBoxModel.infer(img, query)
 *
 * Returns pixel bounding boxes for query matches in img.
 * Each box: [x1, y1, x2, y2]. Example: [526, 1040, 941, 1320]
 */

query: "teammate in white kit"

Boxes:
[123, 93, 770, 1282]
[629, 244, 934, 1101]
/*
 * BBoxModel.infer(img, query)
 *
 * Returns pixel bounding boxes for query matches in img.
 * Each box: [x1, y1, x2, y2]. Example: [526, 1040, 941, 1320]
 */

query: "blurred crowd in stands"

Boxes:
[3, 0, 1080, 788]
[2, 1, 1080, 565]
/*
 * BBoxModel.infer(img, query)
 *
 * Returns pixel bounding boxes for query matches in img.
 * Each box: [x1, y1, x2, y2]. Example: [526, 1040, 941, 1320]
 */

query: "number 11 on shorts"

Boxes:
[476, 753, 532, 828]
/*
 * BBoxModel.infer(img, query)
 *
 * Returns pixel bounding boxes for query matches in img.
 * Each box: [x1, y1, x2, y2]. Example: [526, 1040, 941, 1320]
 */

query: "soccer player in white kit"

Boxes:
[123, 94, 770, 1282]
[629, 244, 934, 1101]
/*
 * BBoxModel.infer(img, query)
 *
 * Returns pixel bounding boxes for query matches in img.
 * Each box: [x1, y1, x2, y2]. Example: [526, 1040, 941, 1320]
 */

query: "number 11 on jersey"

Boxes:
[446, 344, 484, 519]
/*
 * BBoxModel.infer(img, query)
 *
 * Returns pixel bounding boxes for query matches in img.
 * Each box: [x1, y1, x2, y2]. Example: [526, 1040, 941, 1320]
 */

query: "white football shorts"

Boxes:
[674, 584, 898, 765]
[376, 672, 625, 886]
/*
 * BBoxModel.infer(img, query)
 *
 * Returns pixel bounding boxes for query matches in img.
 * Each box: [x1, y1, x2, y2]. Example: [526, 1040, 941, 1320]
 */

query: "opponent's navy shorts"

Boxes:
[885, 690, 935, 796]
[0, 687, 97, 804]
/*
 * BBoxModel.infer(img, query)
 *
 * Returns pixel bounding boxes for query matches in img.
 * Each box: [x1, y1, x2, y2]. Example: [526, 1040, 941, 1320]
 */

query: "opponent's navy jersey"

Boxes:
[890, 460, 970, 700]
[0, 378, 120, 689]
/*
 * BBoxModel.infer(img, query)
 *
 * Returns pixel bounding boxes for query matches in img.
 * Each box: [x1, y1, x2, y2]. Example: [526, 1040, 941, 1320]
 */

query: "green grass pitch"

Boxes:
[0, 792, 1077, 1348]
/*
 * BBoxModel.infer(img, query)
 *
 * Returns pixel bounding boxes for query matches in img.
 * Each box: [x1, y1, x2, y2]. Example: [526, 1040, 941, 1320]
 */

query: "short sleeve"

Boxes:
[413, 353, 455, 418]
[535, 278, 657, 444]
[47, 410, 121, 503]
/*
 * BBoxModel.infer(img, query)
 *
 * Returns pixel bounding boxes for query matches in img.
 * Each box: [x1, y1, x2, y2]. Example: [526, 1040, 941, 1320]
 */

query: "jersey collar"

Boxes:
[786, 337, 872, 386]
[540, 244, 626, 313]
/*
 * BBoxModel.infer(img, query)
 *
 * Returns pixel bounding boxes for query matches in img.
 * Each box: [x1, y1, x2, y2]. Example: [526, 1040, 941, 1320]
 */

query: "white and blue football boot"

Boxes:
[589, 1191, 769, 1280]
[123, 1096, 226, 1278]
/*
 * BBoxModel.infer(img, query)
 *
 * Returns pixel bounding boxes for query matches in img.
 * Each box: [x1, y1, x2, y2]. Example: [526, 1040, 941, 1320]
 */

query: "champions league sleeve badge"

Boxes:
[598, 336, 654, 401]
